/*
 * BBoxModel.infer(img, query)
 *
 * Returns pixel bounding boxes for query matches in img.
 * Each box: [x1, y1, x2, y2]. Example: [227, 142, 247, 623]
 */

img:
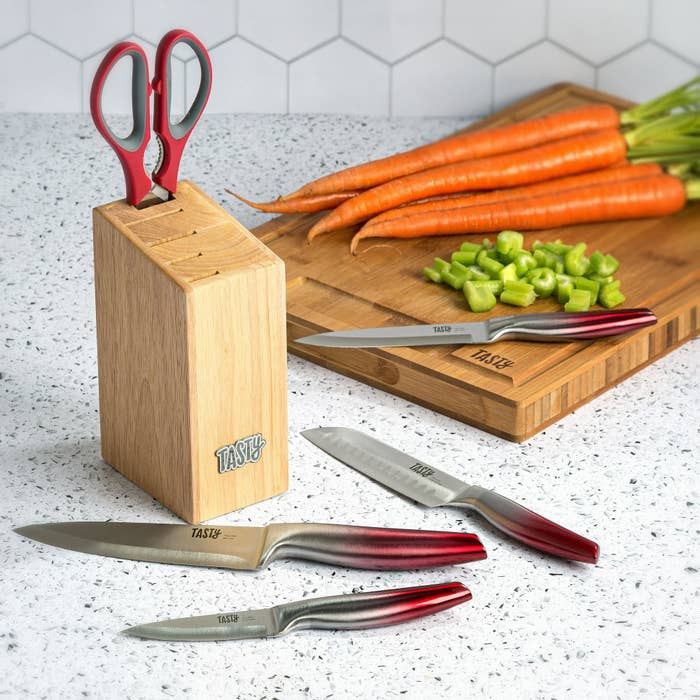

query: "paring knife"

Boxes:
[302, 427, 599, 564]
[295, 308, 656, 348]
[13, 521, 486, 571]
[123, 582, 471, 641]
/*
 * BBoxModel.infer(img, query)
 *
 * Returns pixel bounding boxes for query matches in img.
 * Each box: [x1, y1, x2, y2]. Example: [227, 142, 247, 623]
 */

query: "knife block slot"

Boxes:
[92, 180, 288, 522]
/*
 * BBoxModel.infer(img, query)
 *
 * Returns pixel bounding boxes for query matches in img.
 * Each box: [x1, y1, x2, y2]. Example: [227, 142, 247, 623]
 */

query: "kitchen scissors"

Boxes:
[90, 29, 212, 206]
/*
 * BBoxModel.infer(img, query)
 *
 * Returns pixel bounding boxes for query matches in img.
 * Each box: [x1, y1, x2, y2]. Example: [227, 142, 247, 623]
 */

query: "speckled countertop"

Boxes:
[1, 113, 698, 700]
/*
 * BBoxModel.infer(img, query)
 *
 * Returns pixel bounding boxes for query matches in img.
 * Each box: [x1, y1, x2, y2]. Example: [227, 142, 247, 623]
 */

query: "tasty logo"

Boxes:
[410, 462, 435, 478]
[470, 348, 514, 370]
[191, 527, 222, 539]
[215, 433, 267, 474]
[433, 325, 452, 333]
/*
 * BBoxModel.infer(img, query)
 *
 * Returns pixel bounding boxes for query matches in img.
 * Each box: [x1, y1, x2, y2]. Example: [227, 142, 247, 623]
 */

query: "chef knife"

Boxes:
[123, 582, 471, 641]
[295, 308, 656, 348]
[13, 521, 485, 570]
[302, 427, 599, 564]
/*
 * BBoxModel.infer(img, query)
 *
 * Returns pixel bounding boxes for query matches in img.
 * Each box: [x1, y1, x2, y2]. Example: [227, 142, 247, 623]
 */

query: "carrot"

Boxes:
[284, 105, 620, 199]
[366, 163, 663, 226]
[225, 189, 361, 214]
[349, 174, 686, 254]
[308, 130, 628, 241]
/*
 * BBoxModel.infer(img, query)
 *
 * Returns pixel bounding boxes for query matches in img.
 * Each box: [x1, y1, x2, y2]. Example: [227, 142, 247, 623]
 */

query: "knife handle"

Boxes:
[275, 582, 471, 636]
[260, 523, 486, 570]
[488, 308, 656, 342]
[454, 487, 599, 564]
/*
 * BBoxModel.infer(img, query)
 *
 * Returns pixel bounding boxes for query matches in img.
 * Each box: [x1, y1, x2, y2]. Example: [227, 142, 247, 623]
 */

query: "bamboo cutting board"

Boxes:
[251, 83, 700, 442]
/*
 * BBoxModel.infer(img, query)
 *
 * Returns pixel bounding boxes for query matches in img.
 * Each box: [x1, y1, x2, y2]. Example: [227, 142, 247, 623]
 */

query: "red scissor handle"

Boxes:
[90, 42, 153, 206]
[152, 29, 212, 195]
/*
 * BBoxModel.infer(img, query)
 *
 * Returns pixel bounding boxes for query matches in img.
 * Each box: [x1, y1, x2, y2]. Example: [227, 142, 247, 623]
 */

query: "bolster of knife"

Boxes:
[259, 523, 486, 570]
[274, 582, 472, 635]
[457, 487, 599, 564]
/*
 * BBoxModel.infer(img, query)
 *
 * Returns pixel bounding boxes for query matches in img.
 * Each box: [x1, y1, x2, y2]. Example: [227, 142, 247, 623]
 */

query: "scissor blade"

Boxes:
[124, 608, 277, 641]
[13, 522, 266, 570]
[295, 321, 488, 348]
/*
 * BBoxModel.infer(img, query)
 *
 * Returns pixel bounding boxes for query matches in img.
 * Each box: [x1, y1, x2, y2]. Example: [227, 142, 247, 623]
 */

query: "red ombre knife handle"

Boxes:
[259, 523, 486, 570]
[455, 487, 599, 564]
[488, 308, 656, 342]
[276, 582, 471, 635]
[152, 29, 212, 195]
[90, 42, 152, 206]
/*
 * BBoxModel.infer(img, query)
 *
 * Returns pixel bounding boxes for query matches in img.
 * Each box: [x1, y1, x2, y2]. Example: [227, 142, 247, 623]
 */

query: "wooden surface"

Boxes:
[93, 181, 288, 522]
[252, 83, 700, 442]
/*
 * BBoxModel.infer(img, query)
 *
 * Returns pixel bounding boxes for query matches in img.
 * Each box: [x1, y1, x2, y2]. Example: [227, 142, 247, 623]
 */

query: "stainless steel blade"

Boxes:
[301, 427, 470, 507]
[13, 522, 266, 570]
[123, 607, 277, 641]
[295, 321, 488, 348]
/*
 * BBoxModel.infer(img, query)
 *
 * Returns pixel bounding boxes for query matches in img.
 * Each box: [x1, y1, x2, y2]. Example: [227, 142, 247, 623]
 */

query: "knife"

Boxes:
[13, 521, 486, 571]
[302, 427, 599, 564]
[123, 582, 471, 641]
[295, 308, 656, 348]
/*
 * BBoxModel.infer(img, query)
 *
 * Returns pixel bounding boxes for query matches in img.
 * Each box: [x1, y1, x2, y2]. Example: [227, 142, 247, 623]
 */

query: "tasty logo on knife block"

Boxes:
[215, 433, 267, 473]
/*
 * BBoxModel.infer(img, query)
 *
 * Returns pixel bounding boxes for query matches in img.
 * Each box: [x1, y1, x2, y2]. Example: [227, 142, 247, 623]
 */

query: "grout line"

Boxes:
[546, 37, 596, 67]
[27, 0, 32, 31]
[492, 38, 545, 67]
[338, 0, 342, 34]
[597, 39, 649, 69]
[285, 61, 290, 114]
[441, 0, 446, 35]
[387, 61, 393, 118]
[442, 36, 495, 67]
[28, 33, 84, 61]
[204, 33, 237, 53]
[342, 36, 392, 66]
[0, 31, 30, 50]
[234, 0, 239, 33]
[648, 38, 699, 68]
[392, 37, 442, 67]
[290, 35, 339, 63]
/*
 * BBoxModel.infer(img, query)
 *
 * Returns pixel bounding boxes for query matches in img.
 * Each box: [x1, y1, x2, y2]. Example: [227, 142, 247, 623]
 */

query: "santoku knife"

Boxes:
[295, 308, 656, 348]
[123, 582, 471, 641]
[302, 427, 599, 564]
[13, 521, 486, 570]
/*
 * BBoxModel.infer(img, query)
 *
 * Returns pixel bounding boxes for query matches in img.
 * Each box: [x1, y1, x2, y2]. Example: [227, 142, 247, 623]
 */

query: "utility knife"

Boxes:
[123, 582, 471, 641]
[295, 308, 656, 348]
[14, 521, 485, 571]
[302, 427, 599, 564]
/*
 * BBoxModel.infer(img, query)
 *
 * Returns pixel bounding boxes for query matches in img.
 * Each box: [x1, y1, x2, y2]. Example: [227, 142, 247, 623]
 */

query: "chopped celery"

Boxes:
[599, 280, 626, 308]
[574, 276, 600, 305]
[499, 262, 519, 283]
[477, 249, 504, 278]
[564, 288, 591, 312]
[471, 279, 504, 295]
[441, 268, 467, 289]
[500, 279, 536, 307]
[528, 267, 557, 298]
[433, 257, 450, 274]
[513, 251, 537, 277]
[464, 281, 497, 312]
[425, 234, 623, 313]
[465, 265, 491, 281]
[452, 250, 479, 265]
[544, 239, 573, 256]
[496, 230, 524, 257]
[587, 273, 614, 285]
[557, 278, 574, 304]
[589, 251, 620, 277]
[533, 248, 561, 270]
[423, 267, 442, 283]
[564, 242, 590, 276]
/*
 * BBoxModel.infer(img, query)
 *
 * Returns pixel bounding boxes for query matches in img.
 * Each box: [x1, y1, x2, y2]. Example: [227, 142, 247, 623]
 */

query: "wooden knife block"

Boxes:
[92, 181, 288, 523]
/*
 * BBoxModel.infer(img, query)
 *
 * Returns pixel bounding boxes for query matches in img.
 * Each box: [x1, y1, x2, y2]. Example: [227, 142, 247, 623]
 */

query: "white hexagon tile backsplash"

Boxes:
[0, 0, 697, 115]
